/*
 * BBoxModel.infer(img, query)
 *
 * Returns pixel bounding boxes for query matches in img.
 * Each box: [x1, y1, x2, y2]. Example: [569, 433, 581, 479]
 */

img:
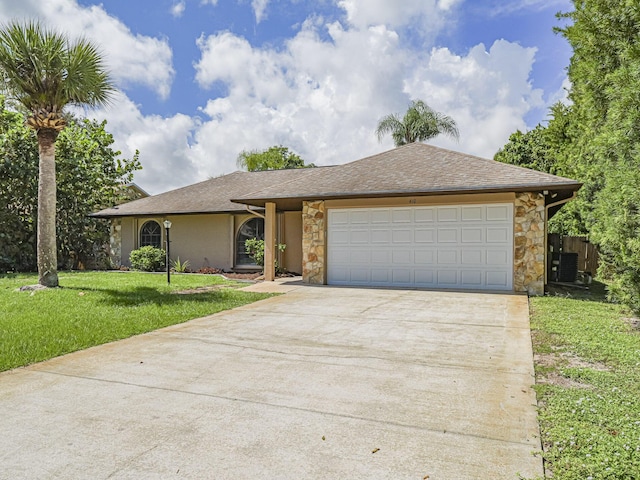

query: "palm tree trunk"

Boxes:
[36, 128, 59, 287]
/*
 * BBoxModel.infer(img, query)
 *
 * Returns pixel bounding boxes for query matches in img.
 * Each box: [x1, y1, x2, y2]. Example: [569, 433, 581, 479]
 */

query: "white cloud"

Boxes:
[404, 40, 544, 157]
[171, 1, 186, 18]
[252, 0, 270, 23]
[189, 18, 544, 182]
[336, 0, 460, 33]
[486, 0, 572, 17]
[92, 93, 200, 194]
[0, 0, 175, 99]
[0, 0, 551, 194]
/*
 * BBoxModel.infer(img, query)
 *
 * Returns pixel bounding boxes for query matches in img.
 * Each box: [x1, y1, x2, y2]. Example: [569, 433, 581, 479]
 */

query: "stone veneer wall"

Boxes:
[109, 219, 122, 268]
[302, 200, 326, 284]
[514, 192, 545, 295]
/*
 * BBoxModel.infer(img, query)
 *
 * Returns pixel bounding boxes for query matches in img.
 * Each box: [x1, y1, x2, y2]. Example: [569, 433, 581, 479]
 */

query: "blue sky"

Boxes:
[2, 0, 573, 194]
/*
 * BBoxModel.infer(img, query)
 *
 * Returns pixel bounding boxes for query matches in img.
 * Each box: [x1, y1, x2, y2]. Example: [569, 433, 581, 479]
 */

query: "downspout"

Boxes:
[244, 205, 265, 219]
[544, 191, 578, 285]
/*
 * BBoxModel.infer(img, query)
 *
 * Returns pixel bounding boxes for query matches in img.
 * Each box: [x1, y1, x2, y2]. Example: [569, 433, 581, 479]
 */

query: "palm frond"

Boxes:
[0, 21, 114, 124]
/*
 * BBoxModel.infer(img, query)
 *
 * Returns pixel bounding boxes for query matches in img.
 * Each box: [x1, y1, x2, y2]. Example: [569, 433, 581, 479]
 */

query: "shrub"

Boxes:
[171, 257, 191, 273]
[129, 246, 165, 272]
[244, 239, 286, 272]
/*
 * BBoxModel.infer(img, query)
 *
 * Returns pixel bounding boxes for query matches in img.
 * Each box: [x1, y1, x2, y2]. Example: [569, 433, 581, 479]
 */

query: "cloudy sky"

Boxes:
[1, 0, 573, 194]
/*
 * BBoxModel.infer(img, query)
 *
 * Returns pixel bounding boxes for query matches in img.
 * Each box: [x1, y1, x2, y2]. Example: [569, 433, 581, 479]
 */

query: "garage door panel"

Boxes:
[350, 211, 369, 224]
[437, 250, 458, 264]
[392, 229, 413, 243]
[486, 249, 509, 266]
[438, 228, 458, 243]
[414, 229, 435, 243]
[349, 268, 370, 283]
[461, 227, 483, 243]
[371, 269, 390, 283]
[461, 206, 483, 222]
[414, 269, 435, 284]
[486, 271, 509, 288]
[371, 250, 391, 264]
[461, 249, 483, 265]
[414, 208, 435, 223]
[371, 229, 391, 244]
[331, 230, 350, 245]
[392, 250, 412, 265]
[438, 207, 458, 222]
[328, 204, 513, 290]
[414, 250, 435, 265]
[392, 209, 412, 223]
[370, 210, 390, 223]
[486, 227, 509, 243]
[331, 210, 350, 225]
[350, 230, 369, 243]
[392, 269, 412, 284]
[461, 270, 483, 286]
[350, 250, 370, 264]
[437, 270, 458, 285]
[487, 205, 510, 221]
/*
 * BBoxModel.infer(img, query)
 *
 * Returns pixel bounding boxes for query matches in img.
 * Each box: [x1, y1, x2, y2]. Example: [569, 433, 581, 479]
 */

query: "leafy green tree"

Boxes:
[375, 99, 459, 146]
[494, 125, 557, 173]
[236, 145, 314, 171]
[496, 1, 640, 311]
[0, 21, 114, 286]
[0, 98, 140, 272]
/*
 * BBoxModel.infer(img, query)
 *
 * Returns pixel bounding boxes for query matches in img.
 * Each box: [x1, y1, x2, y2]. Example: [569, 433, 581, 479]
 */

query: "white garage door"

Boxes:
[327, 204, 514, 290]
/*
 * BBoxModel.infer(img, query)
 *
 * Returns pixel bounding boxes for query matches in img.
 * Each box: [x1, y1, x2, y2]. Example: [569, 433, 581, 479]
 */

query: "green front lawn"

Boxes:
[530, 283, 640, 479]
[0, 271, 272, 372]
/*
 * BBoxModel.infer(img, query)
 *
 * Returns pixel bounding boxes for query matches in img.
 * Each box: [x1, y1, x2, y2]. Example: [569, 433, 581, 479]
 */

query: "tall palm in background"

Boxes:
[0, 21, 114, 287]
[376, 99, 460, 147]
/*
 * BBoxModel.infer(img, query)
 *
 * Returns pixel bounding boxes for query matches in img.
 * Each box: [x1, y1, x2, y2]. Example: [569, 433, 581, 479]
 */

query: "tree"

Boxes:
[0, 98, 140, 272]
[0, 21, 114, 286]
[496, 1, 640, 312]
[375, 99, 459, 147]
[236, 145, 314, 171]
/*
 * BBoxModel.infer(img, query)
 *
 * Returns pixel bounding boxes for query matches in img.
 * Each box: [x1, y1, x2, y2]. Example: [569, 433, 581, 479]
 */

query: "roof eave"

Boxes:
[231, 182, 583, 208]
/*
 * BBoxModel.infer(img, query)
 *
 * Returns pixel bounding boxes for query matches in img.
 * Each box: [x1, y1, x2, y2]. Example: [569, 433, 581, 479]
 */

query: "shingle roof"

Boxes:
[92, 168, 322, 217]
[233, 143, 582, 207]
[93, 143, 581, 217]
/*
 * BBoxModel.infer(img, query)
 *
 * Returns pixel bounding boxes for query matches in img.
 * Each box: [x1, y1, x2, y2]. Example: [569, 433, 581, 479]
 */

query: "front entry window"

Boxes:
[140, 220, 162, 248]
[235, 218, 264, 266]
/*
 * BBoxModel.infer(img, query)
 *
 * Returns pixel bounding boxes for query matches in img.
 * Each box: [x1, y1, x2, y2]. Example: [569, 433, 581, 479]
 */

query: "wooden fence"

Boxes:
[548, 234, 600, 275]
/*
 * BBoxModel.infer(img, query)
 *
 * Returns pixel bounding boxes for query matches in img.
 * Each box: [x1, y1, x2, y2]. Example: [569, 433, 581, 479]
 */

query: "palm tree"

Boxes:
[0, 21, 114, 287]
[375, 99, 460, 147]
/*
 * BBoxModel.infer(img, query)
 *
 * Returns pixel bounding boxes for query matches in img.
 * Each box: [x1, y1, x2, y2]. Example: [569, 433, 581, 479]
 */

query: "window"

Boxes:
[235, 218, 264, 266]
[140, 220, 162, 248]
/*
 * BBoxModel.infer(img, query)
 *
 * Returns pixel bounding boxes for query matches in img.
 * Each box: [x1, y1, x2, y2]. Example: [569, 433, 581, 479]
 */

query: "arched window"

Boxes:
[235, 217, 264, 266]
[140, 220, 162, 248]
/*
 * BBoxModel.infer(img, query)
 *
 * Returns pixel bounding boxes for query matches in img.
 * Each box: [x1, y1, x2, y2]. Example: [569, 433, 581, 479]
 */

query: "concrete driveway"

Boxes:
[0, 283, 542, 479]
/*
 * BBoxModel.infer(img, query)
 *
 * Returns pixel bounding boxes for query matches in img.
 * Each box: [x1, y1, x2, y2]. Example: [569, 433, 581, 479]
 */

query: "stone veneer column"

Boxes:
[514, 192, 545, 295]
[109, 219, 122, 268]
[302, 200, 326, 284]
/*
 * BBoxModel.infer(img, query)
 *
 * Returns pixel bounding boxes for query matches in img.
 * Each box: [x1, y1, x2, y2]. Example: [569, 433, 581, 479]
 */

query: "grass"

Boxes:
[0, 271, 272, 372]
[530, 282, 640, 479]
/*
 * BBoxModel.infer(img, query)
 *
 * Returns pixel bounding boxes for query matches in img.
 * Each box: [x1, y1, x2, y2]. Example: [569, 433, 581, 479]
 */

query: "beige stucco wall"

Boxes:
[169, 214, 233, 270]
[115, 212, 302, 272]
[118, 214, 233, 270]
[282, 211, 302, 274]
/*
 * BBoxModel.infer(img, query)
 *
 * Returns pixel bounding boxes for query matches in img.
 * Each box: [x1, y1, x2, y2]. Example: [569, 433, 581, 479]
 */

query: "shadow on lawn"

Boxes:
[546, 279, 609, 303]
[64, 285, 237, 307]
